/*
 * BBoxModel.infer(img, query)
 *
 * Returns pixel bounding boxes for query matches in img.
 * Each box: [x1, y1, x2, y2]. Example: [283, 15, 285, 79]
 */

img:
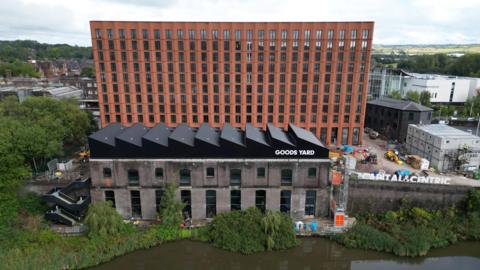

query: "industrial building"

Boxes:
[406, 124, 480, 172]
[90, 21, 374, 145]
[365, 97, 433, 142]
[88, 122, 330, 220]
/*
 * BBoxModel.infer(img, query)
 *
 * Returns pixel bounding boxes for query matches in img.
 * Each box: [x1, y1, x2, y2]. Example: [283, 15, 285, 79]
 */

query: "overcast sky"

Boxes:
[1, 0, 479, 46]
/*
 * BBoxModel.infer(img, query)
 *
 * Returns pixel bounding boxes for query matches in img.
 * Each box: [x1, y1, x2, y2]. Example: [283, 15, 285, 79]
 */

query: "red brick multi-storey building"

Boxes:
[90, 21, 374, 145]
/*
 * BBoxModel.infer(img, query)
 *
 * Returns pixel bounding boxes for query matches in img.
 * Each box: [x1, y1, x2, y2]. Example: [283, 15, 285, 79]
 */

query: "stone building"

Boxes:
[88, 122, 330, 220]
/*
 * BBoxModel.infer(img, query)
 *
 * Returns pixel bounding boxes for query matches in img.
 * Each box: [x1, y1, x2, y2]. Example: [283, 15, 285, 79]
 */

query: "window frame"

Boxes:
[206, 167, 215, 178]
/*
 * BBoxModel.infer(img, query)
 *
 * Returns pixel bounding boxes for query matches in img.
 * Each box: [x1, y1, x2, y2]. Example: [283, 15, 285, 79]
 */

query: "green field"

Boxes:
[373, 44, 480, 55]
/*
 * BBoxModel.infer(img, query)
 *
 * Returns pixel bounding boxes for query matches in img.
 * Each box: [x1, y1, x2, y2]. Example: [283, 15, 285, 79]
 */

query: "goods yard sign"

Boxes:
[357, 172, 450, 185]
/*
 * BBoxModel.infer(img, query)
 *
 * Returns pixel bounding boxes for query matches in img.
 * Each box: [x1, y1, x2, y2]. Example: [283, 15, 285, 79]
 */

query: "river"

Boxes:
[91, 239, 480, 270]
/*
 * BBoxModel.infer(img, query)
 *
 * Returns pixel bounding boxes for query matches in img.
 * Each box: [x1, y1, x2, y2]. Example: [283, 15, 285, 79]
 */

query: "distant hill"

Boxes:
[0, 40, 92, 62]
[373, 44, 480, 55]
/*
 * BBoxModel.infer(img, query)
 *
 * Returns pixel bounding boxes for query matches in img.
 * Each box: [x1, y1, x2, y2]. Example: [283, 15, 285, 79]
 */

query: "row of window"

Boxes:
[104, 167, 318, 187]
[95, 28, 370, 42]
[105, 189, 318, 219]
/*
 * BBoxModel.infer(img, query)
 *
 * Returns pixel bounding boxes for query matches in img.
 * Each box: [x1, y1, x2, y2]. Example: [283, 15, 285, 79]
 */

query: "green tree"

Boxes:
[406, 91, 420, 103]
[0, 117, 30, 241]
[0, 60, 40, 78]
[158, 182, 185, 227]
[0, 96, 90, 172]
[388, 90, 402, 99]
[419, 91, 432, 107]
[80, 65, 94, 77]
[84, 201, 126, 238]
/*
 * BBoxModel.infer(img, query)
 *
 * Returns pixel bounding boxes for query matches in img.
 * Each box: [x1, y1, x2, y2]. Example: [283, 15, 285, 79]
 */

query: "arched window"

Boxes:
[179, 169, 191, 186]
[127, 169, 139, 186]
[255, 190, 266, 213]
[181, 190, 192, 218]
[305, 190, 317, 216]
[280, 190, 291, 213]
[230, 190, 241, 211]
[206, 190, 216, 218]
[281, 169, 293, 186]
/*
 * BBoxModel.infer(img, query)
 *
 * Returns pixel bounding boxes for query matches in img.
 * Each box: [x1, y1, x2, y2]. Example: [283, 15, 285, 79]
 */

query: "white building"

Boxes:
[401, 72, 480, 104]
[368, 68, 480, 104]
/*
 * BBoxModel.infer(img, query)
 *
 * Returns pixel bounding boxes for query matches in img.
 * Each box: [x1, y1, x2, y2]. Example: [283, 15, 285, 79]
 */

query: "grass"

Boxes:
[373, 44, 480, 55]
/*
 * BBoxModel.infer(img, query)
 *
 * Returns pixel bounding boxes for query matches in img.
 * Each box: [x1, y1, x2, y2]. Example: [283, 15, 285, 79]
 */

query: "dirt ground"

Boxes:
[353, 134, 480, 187]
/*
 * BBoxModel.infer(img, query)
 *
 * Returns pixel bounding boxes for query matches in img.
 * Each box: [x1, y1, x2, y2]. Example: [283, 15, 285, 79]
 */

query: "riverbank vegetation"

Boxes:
[333, 189, 480, 257]
[208, 208, 298, 254]
[0, 181, 297, 269]
[0, 184, 194, 270]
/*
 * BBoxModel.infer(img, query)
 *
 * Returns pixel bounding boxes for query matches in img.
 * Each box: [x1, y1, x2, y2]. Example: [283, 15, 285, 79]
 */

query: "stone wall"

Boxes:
[89, 159, 331, 220]
[347, 179, 474, 214]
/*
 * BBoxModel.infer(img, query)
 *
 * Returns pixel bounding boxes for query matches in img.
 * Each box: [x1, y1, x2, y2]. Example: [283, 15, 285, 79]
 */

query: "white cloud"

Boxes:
[0, 0, 478, 46]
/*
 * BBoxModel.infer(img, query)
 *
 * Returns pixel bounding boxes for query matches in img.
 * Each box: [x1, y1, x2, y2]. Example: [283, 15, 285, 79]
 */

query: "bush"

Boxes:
[336, 191, 480, 257]
[18, 192, 47, 215]
[84, 201, 126, 238]
[334, 223, 399, 253]
[191, 226, 210, 242]
[208, 207, 298, 254]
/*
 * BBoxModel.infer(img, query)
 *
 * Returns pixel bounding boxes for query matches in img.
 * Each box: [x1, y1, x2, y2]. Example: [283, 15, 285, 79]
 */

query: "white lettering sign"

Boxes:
[275, 150, 315, 156]
[357, 173, 450, 185]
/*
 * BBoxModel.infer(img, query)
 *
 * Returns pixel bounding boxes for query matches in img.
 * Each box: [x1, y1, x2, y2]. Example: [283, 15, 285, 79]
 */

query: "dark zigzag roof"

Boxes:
[88, 123, 329, 159]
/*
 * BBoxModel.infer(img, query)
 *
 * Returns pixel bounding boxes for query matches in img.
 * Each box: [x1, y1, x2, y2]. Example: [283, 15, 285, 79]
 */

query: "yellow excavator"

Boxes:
[385, 150, 403, 165]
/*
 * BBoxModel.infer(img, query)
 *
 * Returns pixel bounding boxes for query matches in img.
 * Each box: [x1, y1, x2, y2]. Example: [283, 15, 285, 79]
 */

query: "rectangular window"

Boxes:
[103, 168, 112, 178]
[280, 190, 291, 214]
[231, 190, 241, 211]
[353, 128, 360, 145]
[155, 167, 164, 178]
[206, 190, 217, 218]
[308, 168, 317, 178]
[179, 169, 191, 186]
[206, 167, 215, 177]
[342, 128, 349, 144]
[155, 189, 164, 213]
[305, 190, 316, 216]
[127, 169, 139, 186]
[230, 169, 241, 186]
[255, 190, 266, 213]
[130, 190, 142, 218]
[257, 167, 266, 178]
[281, 169, 293, 186]
[105, 190, 115, 208]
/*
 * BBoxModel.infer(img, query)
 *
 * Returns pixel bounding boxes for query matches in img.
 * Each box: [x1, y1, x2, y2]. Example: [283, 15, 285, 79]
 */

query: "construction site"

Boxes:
[336, 124, 480, 188]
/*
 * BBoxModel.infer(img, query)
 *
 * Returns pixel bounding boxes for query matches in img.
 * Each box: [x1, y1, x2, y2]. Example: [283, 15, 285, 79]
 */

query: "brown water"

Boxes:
[91, 239, 480, 270]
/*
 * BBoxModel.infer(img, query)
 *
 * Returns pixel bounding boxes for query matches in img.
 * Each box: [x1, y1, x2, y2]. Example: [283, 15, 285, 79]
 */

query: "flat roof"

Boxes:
[410, 124, 480, 140]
